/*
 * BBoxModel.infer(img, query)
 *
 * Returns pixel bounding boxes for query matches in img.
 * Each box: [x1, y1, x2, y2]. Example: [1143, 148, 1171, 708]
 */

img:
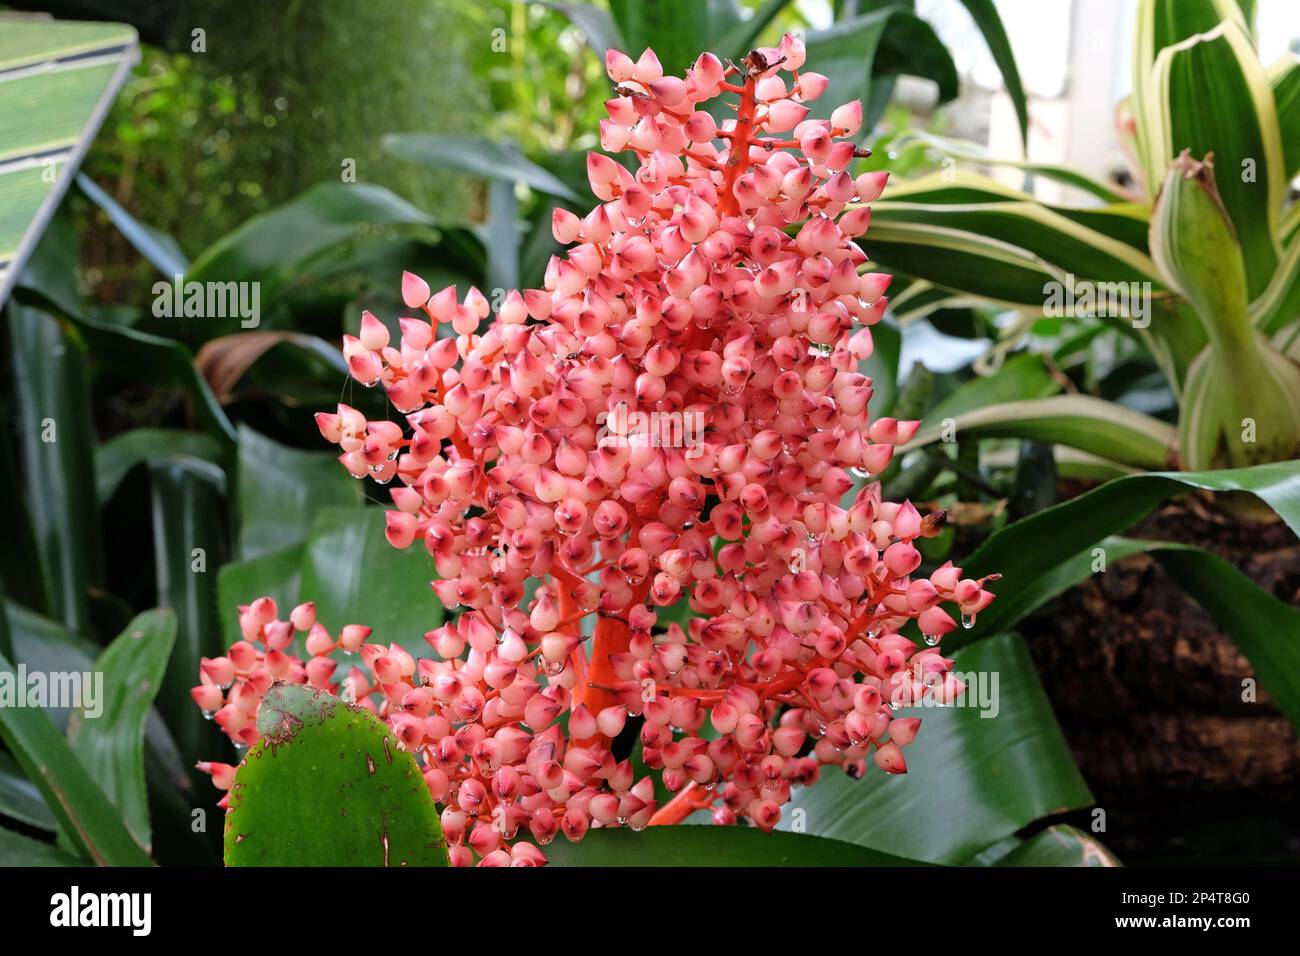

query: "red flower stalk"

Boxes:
[195, 35, 997, 866]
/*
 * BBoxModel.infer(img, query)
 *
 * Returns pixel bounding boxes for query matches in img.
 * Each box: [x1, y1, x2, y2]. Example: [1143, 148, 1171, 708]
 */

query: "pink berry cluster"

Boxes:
[196, 35, 997, 866]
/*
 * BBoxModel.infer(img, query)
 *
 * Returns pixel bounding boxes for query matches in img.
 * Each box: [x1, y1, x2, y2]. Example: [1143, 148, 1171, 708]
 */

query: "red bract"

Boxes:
[196, 36, 997, 866]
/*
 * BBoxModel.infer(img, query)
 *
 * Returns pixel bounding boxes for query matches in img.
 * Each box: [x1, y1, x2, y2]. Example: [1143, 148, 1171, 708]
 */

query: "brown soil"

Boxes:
[1023, 488, 1300, 798]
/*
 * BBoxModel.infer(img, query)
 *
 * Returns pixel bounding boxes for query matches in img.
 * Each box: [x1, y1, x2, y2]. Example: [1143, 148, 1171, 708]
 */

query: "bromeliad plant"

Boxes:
[864, 0, 1300, 474]
[195, 37, 999, 866]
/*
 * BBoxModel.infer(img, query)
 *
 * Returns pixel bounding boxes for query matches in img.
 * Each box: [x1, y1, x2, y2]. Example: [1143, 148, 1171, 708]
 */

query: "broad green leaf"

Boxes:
[0, 827, 87, 867]
[958, 529, 1300, 733]
[919, 353, 1060, 431]
[0, 645, 153, 865]
[1152, 545, 1300, 736]
[988, 825, 1121, 867]
[955, 0, 1028, 148]
[184, 182, 435, 338]
[96, 428, 223, 505]
[14, 284, 238, 446]
[546, 825, 930, 866]
[224, 684, 446, 866]
[74, 173, 187, 278]
[147, 458, 226, 762]
[872, 199, 1162, 286]
[904, 395, 1176, 470]
[1131, 0, 1245, 195]
[382, 133, 579, 201]
[863, 220, 1059, 309]
[1149, 19, 1284, 298]
[956, 535, 1154, 645]
[6, 600, 192, 793]
[7, 302, 100, 635]
[899, 130, 1131, 204]
[236, 425, 361, 560]
[779, 634, 1092, 864]
[716, 0, 797, 63]
[217, 544, 304, 649]
[67, 610, 176, 854]
[300, 507, 444, 655]
[871, 11, 959, 111]
[962, 461, 1300, 647]
[803, 10, 891, 134]
[608, 0, 744, 75]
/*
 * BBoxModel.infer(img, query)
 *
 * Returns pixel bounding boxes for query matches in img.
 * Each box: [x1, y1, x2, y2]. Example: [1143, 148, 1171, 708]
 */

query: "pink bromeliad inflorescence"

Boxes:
[194, 36, 998, 866]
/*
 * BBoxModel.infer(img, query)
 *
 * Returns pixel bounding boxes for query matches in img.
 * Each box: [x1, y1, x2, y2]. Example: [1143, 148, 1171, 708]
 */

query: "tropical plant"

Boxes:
[838, 0, 1300, 757]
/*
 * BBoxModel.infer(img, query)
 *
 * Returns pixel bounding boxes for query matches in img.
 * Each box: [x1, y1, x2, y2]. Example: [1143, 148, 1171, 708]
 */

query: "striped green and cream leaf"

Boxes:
[901, 394, 1177, 470]
[1148, 19, 1285, 299]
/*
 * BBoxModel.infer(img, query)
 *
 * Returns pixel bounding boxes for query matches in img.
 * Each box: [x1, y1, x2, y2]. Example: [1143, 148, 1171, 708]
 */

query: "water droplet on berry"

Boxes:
[961, 613, 975, 630]
[924, 633, 939, 646]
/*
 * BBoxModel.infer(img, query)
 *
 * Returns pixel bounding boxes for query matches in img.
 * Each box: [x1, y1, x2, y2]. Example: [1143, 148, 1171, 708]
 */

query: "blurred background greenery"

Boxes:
[1, 0, 1298, 868]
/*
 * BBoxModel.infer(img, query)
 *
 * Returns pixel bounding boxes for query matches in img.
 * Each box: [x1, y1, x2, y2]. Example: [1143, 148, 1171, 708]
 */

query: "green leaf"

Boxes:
[1270, 52, 1300, 179]
[7, 302, 100, 635]
[95, 428, 223, 505]
[904, 395, 1176, 470]
[1149, 19, 1284, 299]
[224, 684, 446, 866]
[968, 457, 1300, 564]
[608, 0, 744, 75]
[14, 285, 238, 446]
[147, 458, 226, 763]
[485, 178, 520, 296]
[541, 2, 627, 60]
[1131, 0, 1245, 196]
[716, 0, 798, 63]
[300, 507, 444, 655]
[804, 10, 892, 133]
[382, 134, 579, 201]
[236, 425, 361, 560]
[900, 130, 1131, 204]
[0, 827, 88, 867]
[873, 195, 1162, 287]
[779, 634, 1092, 864]
[0, 400, 48, 615]
[1151, 544, 1300, 736]
[74, 173, 187, 278]
[988, 825, 1121, 866]
[861, 315, 901, 417]
[184, 182, 435, 336]
[67, 610, 176, 854]
[0, 645, 153, 865]
[871, 11, 959, 110]
[545, 825, 930, 866]
[919, 353, 1061, 430]
[955, 0, 1029, 148]
[0, 751, 57, 832]
[1250, 228, 1300, 334]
